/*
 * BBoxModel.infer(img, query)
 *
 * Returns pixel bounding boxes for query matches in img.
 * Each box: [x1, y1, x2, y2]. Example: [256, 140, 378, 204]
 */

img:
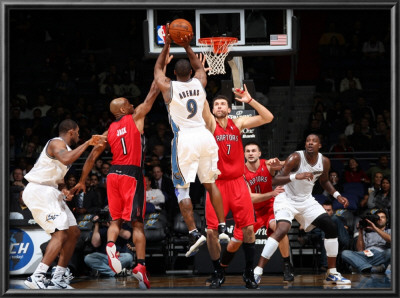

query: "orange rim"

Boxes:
[198, 37, 238, 54]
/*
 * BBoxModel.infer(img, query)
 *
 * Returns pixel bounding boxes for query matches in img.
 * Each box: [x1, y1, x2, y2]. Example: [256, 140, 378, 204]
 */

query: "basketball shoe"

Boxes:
[324, 271, 351, 285]
[24, 274, 48, 289]
[243, 268, 259, 289]
[106, 242, 122, 274]
[206, 268, 225, 289]
[186, 230, 206, 257]
[218, 224, 230, 243]
[132, 263, 150, 289]
[283, 262, 294, 282]
[47, 276, 74, 289]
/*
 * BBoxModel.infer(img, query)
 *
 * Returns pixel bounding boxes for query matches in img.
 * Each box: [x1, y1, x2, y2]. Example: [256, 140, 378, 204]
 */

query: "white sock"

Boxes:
[254, 266, 263, 275]
[189, 229, 197, 234]
[34, 262, 49, 276]
[328, 268, 338, 274]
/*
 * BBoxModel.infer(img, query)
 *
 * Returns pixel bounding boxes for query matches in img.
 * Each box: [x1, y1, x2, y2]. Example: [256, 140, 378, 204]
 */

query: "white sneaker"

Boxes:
[186, 233, 206, 257]
[24, 274, 48, 289]
[51, 267, 74, 285]
[47, 277, 74, 289]
[324, 272, 351, 285]
[106, 242, 122, 273]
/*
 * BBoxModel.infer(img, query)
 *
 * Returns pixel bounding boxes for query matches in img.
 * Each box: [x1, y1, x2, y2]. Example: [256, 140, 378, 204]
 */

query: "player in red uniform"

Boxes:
[202, 88, 274, 289]
[71, 50, 172, 290]
[219, 142, 294, 283]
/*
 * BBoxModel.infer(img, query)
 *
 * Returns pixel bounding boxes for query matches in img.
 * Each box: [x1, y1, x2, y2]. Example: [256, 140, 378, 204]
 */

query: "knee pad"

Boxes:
[324, 238, 338, 257]
[261, 237, 279, 260]
[314, 214, 338, 239]
[175, 186, 190, 203]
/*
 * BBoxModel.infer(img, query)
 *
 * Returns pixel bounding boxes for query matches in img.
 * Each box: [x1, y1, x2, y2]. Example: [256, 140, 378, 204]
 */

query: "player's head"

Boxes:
[110, 97, 134, 117]
[244, 142, 262, 164]
[305, 134, 321, 153]
[174, 59, 192, 80]
[212, 94, 231, 119]
[59, 119, 79, 147]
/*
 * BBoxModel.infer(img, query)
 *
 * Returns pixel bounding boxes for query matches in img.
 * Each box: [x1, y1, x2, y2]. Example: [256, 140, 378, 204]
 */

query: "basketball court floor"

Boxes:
[9, 272, 391, 292]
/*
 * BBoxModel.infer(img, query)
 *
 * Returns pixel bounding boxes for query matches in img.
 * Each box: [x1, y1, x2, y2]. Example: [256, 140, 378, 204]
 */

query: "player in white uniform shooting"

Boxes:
[22, 119, 106, 289]
[154, 23, 228, 258]
[253, 134, 352, 286]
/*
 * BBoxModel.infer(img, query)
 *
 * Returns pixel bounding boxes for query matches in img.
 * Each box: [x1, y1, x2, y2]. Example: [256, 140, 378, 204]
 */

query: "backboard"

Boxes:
[144, 9, 297, 58]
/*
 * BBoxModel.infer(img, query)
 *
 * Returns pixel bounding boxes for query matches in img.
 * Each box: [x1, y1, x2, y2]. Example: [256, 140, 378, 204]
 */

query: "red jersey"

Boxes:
[244, 159, 273, 210]
[214, 118, 244, 180]
[108, 115, 144, 167]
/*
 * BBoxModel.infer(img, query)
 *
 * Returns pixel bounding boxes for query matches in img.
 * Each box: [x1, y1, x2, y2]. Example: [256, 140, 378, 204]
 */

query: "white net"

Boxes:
[198, 38, 237, 75]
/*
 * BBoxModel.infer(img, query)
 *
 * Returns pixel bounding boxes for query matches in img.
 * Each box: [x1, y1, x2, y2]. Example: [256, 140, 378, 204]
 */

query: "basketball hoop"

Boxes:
[198, 37, 238, 75]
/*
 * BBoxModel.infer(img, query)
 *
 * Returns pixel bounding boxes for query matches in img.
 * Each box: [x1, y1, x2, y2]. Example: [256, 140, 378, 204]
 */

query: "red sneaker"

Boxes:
[106, 242, 122, 274]
[132, 264, 150, 289]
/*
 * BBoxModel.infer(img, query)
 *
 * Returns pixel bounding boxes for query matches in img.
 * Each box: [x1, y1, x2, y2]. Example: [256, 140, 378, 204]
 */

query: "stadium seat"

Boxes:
[314, 194, 328, 205]
[332, 193, 359, 211]
[343, 182, 365, 199]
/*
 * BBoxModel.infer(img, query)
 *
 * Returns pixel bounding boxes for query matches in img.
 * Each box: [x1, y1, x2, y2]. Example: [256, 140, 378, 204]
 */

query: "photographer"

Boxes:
[341, 209, 391, 274]
[84, 211, 134, 277]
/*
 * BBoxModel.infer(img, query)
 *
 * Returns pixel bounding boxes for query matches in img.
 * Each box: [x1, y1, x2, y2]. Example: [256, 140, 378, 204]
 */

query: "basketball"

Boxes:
[169, 19, 193, 46]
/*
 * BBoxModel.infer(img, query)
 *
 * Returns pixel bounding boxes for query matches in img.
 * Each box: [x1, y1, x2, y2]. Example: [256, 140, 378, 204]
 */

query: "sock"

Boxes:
[53, 266, 67, 280]
[212, 259, 222, 271]
[220, 249, 236, 267]
[242, 242, 255, 270]
[328, 268, 338, 274]
[137, 259, 146, 266]
[218, 222, 226, 227]
[34, 262, 49, 276]
[189, 229, 198, 234]
[283, 256, 291, 264]
[254, 266, 263, 275]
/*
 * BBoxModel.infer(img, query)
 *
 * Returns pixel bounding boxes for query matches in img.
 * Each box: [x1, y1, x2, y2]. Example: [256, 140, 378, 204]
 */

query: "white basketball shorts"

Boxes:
[22, 183, 77, 234]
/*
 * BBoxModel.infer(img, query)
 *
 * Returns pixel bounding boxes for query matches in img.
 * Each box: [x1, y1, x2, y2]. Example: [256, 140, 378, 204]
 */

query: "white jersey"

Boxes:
[24, 137, 71, 188]
[284, 150, 324, 200]
[169, 78, 206, 131]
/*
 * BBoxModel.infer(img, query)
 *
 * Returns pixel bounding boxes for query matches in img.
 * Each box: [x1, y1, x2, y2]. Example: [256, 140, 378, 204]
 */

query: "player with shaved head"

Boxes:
[72, 50, 173, 289]
[253, 134, 351, 287]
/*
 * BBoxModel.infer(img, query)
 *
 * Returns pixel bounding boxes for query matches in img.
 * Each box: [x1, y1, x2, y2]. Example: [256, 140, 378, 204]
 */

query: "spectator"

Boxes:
[339, 70, 362, 93]
[362, 34, 385, 61]
[89, 174, 108, 209]
[329, 134, 354, 160]
[147, 121, 173, 155]
[32, 94, 52, 117]
[69, 176, 102, 217]
[344, 158, 370, 184]
[359, 117, 373, 140]
[322, 171, 344, 199]
[90, 158, 103, 178]
[144, 175, 165, 213]
[10, 167, 27, 188]
[19, 141, 40, 164]
[98, 162, 110, 188]
[366, 154, 390, 181]
[10, 186, 33, 220]
[360, 171, 383, 210]
[151, 165, 179, 224]
[84, 214, 133, 277]
[151, 144, 170, 173]
[348, 122, 372, 151]
[363, 178, 391, 216]
[341, 209, 390, 274]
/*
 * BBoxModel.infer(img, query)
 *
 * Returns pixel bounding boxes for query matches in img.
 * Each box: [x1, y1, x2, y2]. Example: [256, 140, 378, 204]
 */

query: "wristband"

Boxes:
[289, 174, 296, 182]
[247, 98, 253, 104]
[333, 191, 340, 199]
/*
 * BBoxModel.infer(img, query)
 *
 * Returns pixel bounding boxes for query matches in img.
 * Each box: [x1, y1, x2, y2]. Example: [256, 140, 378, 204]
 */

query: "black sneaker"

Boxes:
[207, 269, 225, 289]
[242, 268, 259, 289]
[186, 230, 206, 257]
[283, 262, 294, 282]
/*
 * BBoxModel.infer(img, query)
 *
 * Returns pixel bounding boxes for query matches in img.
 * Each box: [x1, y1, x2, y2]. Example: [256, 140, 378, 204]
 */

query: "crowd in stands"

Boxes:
[9, 10, 391, 277]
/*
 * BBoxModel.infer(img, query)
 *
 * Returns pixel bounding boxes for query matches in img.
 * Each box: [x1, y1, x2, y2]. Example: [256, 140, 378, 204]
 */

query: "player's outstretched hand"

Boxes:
[61, 188, 74, 201]
[271, 186, 285, 197]
[196, 53, 212, 73]
[295, 172, 314, 181]
[89, 135, 107, 146]
[233, 84, 252, 104]
[165, 23, 172, 45]
[337, 195, 349, 208]
[70, 182, 86, 195]
[267, 157, 284, 171]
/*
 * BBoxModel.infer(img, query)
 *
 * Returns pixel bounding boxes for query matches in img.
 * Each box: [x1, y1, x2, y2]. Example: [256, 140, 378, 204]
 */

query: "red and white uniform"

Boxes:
[107, 115, 146, 222]
[205, 119, 255, 230]
[234, 159, 275, 241]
